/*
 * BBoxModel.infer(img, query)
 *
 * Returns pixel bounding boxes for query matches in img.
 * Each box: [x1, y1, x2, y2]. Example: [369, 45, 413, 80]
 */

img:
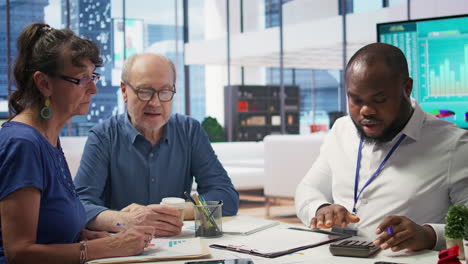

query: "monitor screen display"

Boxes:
[377, 15, 468, 128]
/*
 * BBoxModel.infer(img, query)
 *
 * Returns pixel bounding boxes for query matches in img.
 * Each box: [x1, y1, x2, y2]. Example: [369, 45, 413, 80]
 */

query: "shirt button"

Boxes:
[149, 153, 154, 158]
[151, 178, 155, 183]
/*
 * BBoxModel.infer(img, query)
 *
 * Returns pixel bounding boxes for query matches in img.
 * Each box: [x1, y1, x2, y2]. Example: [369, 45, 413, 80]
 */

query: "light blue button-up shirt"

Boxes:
[74, 113, 239, 224]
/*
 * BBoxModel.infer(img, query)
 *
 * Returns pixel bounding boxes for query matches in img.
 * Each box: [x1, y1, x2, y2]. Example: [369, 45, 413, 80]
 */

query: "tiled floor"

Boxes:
[237, 190, 303, 226]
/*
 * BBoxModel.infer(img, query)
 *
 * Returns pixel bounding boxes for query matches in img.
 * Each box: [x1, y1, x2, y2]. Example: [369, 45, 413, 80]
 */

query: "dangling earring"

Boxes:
[40, 98, 52, 119]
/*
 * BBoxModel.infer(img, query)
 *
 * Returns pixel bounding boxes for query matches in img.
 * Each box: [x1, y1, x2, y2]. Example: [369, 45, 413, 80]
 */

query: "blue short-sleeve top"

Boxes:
[0, 121, 86, 259]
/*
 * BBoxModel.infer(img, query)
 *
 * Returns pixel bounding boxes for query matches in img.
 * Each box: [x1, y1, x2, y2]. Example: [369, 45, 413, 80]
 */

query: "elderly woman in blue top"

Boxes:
[74, 53, 239, 237]
[0, 23, 155, 263]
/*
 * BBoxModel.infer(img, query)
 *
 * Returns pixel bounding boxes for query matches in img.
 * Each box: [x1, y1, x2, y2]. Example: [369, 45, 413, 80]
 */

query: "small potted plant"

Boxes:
[201, 116, 226, 142]
[445, 204, 468, 260]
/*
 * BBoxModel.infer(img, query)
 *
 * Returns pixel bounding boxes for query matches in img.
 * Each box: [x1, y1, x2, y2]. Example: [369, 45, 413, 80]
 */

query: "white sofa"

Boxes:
[263, 133, 326, 216]
[211, 141, 264, 191]
[61, 137, 265, 191]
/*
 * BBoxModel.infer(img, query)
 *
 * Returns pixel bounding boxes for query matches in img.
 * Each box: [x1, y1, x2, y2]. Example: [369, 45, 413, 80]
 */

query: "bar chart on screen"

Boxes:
[378, 15, 468, 128]
[420, 40, 468, 98]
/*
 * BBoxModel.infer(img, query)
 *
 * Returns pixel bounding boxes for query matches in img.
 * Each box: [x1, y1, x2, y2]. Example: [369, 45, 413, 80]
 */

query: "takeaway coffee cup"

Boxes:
[161, 197, 185, 221]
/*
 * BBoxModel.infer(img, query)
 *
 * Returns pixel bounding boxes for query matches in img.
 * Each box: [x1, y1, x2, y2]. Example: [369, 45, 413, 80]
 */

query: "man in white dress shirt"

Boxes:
[295, 43, 468, 252]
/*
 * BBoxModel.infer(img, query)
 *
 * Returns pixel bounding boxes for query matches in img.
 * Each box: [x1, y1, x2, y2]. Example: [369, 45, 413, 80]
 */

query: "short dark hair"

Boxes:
[9, 23, 103, 116]
[345, 43, 409, 82]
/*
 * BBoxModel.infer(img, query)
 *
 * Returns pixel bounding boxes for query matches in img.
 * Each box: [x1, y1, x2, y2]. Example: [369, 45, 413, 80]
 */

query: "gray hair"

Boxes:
[121, 53, 177, 84]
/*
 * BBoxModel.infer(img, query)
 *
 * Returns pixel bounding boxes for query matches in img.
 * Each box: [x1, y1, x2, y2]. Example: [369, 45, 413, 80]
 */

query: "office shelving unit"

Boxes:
[224, 85, 300, 141]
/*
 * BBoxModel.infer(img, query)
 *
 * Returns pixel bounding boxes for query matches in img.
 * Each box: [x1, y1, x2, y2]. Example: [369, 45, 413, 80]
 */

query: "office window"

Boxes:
[263, 0, 341, 134]
[0, 0, 7, 119]
[353, 0, 383, 13]
[338, 0, 353, 15]
[185, 0, 206, 122]
[264, 0, 293, 28]
[388, 0, 405, 6]
[126, 0, 185, 115]
[311, 70, 340, 114]
[188, 0, 204, 41]
[45, 0, 62, 28]
[267, 68, 341, 134]
[0, 0, 7, 102]
[58, 0, 116, 135]
[0, 0, 49, 119]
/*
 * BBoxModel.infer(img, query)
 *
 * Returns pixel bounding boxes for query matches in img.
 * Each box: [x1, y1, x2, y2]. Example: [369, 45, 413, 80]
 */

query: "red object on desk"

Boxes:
[438, 245, 461, 264]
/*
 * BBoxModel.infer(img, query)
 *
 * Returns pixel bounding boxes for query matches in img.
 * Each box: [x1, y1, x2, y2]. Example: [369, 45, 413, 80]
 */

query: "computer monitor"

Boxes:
[377, 14, 468, 128]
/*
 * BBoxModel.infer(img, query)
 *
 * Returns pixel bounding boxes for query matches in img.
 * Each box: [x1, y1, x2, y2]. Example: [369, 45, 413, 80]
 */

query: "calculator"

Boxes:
[329, 239, 381, 258]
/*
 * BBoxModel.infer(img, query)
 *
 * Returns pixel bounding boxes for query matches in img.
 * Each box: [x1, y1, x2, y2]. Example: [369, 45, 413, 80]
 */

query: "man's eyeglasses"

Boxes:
[60, 72, 101, 87]
[125, 82, 176, 102]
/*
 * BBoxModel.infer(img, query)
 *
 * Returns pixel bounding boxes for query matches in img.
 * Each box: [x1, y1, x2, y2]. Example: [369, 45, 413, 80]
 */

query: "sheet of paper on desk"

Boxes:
[87, 237, 209, 263]
[222, 215, 280, 235]
[222, 226, 336, 254]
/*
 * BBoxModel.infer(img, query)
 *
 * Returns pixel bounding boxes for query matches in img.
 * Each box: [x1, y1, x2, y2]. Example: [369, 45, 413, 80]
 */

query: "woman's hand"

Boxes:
[79, 229, 110, 240]
[107, 226, 156, 256]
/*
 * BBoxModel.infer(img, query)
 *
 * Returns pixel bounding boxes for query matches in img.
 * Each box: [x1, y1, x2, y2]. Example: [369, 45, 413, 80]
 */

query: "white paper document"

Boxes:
[222, 215, 280, 235]
[87, 237, 209, 263]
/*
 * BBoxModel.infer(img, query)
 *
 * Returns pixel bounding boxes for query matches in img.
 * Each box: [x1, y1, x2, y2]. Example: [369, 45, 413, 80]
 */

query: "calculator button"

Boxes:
[329, 239, 381, 258]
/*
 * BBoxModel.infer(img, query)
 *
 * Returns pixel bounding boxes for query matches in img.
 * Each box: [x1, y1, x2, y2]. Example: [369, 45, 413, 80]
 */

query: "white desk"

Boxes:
[137, 217, 439, 264]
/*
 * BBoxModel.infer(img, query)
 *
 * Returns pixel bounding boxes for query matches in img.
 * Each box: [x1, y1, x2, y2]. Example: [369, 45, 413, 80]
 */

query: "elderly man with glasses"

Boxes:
[74, 54, 239, 237]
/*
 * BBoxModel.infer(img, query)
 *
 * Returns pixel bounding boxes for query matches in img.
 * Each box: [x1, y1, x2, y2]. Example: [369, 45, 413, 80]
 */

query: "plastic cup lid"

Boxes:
[161, 197, 185, 209]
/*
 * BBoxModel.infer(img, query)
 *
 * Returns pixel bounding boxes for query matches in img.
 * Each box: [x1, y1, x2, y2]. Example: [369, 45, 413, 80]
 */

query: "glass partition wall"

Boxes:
[0, 0, 7, 123]
[4, 0, 452, 139]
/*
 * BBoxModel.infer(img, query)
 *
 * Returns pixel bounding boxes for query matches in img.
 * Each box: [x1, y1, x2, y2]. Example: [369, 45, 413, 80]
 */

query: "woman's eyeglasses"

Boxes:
[60, 72, 101, 87]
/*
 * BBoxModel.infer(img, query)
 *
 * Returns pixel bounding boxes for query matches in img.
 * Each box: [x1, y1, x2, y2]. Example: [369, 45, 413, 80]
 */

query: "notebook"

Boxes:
[210, 226, 349, 258]
[87, 237, 210, 263]
[222, 215, 280, 235]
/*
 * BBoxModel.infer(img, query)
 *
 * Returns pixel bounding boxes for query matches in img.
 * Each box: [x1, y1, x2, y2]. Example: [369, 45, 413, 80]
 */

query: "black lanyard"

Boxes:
[353, 134, 406, 213]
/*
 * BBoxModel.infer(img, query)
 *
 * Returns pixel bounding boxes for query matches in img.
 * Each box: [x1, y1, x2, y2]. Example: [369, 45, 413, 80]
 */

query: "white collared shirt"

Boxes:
[295, 100, 468, 250]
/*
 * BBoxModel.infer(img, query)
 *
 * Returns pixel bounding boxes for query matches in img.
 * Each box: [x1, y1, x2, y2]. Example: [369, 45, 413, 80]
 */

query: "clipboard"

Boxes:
[209, 227, 350, 258]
